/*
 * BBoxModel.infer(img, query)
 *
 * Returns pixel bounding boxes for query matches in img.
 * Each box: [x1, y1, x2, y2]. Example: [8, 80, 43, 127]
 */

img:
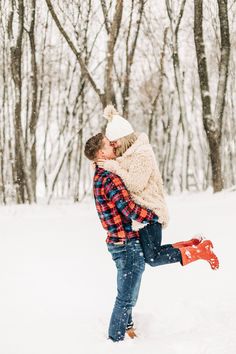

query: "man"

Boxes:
[84, 132, 219, 342]
[84, 133, 160, 342]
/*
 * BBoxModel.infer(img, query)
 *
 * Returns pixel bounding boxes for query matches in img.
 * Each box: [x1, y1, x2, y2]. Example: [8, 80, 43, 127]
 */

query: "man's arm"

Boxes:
[104, 175, 158, 224]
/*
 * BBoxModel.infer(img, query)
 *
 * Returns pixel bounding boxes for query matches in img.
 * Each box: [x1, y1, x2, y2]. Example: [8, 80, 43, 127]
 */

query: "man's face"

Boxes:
[96, 137, 116, 160]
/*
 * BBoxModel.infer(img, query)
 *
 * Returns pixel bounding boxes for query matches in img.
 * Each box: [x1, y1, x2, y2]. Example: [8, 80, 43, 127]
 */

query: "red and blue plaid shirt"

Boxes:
[93, 166, 158, 243]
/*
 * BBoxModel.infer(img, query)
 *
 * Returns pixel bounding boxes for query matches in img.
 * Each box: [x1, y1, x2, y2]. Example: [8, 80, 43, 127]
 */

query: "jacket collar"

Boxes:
[121, 132, 150, 157]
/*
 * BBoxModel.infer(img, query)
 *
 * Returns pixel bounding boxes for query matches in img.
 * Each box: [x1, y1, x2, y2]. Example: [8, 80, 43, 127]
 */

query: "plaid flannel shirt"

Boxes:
[93, 166, 158, 243]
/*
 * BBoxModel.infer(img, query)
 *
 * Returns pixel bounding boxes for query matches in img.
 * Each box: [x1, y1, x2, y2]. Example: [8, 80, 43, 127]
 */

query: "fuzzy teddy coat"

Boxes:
[102, 133, 169, 229]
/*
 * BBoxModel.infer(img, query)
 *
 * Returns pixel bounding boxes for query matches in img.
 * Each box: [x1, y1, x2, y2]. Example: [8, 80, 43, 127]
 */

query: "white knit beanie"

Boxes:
[104, 105, 134, 141]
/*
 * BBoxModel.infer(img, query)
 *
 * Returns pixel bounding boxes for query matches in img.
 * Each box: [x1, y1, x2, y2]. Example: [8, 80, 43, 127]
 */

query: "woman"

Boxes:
[100, 104, 169, 229]
[97, 105, 219, 270]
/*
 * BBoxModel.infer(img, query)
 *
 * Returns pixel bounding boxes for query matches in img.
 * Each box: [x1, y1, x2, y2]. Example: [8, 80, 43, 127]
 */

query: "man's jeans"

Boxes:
[107, 238, 145, 342]
[139, 222, 182, 266]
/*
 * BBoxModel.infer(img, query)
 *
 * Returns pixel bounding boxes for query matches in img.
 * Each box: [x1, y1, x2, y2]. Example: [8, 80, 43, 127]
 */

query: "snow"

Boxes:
[0, 191, 236, 354]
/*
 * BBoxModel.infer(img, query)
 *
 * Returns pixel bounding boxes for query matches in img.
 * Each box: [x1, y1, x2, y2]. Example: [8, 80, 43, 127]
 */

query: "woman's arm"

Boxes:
[102, 154, 153, 194]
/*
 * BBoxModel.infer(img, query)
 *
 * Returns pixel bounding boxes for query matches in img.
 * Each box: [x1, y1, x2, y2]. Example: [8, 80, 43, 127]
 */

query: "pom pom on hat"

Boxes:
[103, 104, 134, 141]
[103, 104, 119, 122]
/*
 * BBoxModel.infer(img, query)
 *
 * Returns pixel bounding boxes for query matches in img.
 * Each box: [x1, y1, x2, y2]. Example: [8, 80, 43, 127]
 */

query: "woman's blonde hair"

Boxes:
[115, 132, 138, 157]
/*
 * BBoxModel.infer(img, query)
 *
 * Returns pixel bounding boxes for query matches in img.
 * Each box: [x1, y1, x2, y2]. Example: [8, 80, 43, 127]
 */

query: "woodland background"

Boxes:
[0, 0, 235, 204]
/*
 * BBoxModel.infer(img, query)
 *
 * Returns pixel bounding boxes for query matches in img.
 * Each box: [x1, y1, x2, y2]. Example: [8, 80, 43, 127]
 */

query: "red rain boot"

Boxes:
[179, 240, 219, 270]
[172, 236, 203, 249]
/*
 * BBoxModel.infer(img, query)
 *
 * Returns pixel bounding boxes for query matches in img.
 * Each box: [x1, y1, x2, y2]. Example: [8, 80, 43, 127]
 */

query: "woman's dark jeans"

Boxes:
[139, 222, 182, 266]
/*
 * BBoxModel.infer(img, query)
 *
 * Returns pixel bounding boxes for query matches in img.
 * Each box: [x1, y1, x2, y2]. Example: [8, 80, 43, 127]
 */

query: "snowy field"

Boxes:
[0, 191, 236, 354]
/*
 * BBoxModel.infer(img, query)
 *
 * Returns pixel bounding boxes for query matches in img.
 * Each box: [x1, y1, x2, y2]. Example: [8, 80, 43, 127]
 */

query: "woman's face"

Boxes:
[110, 140, 121, 149]
[110, 139, 124, 157]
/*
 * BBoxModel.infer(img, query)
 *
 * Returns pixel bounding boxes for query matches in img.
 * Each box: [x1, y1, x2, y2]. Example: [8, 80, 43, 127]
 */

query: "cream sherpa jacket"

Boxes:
[103, 133, 169, 229]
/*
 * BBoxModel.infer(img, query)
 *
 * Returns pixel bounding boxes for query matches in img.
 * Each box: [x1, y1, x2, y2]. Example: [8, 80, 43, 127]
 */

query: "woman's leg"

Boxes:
[139, 223, 219, 269]
[139, 222, 182, 266]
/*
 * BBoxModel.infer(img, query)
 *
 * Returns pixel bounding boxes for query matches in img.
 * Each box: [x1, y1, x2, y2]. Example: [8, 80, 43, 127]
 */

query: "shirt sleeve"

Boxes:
[104, 175, 158, 224]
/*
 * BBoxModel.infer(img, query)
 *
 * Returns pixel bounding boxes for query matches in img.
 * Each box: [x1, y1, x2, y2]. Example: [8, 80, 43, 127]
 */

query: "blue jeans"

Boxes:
[139, 222, 182, 266]
[107, 238, 145, 342]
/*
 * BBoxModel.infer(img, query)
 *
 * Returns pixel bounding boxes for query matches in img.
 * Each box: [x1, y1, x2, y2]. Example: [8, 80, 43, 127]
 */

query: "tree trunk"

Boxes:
[28, 0, 38, 201]
[122, 0, 144, 118]
[215, 0, 230, 137]
[104, 0, 123, 105]
[194, 0, 229, 192]
[9, 0, 35, 203]
[148, 28, 167, 143]
[166, 0, 189, 191]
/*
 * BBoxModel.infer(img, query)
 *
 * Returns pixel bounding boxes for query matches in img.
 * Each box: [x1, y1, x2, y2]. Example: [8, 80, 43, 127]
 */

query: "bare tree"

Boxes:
[45, 0, 106, 106]
[8, 0, 34, 203]
[148, 28, 167, 142]
[166, 0, 192, 191]
[194, 0, 230, 192]
[122, 0, 144, 118]
[104, 0, 123, 105]
[27, 0, 38, 201]
[0, 0, 235, 205]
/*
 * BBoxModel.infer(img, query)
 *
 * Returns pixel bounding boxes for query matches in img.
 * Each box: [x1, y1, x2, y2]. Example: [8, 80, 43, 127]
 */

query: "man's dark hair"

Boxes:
[84, 133, 104, 160]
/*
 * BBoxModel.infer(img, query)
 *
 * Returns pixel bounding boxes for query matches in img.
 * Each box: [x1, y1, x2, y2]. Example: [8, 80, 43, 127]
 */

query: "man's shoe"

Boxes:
[179, 240, 219, 270]
[126, 327, 137, 339]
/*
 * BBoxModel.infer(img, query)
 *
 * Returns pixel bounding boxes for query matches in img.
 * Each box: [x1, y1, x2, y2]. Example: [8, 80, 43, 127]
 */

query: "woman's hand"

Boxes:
[90, 161, 97, 170]
[97, 159, 119, 173]
[97, 159, 106, 168]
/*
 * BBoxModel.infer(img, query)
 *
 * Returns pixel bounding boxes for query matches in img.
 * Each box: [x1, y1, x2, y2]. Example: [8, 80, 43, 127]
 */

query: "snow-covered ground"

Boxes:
[0, 191, 236, 354]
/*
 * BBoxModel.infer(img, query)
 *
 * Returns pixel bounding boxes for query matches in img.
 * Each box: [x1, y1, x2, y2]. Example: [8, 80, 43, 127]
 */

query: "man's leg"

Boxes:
[126, 312, 134, 329]
[107, 238, 145, 342]
[139, 222, 182, 266]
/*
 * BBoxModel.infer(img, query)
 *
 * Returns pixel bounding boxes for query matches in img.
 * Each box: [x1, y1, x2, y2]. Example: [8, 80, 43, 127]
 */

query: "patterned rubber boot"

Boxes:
[172, 236, 203, 249]
[179, 240, 219, 270]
